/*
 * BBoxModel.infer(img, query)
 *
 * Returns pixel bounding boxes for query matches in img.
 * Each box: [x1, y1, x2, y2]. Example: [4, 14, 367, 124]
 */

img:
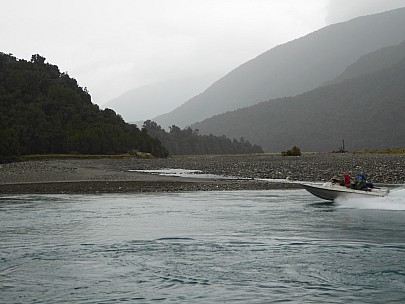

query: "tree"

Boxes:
[143, 121, 263, 155]
[31, 54, 46, 65]
[282, 146, 301, 156]
[0, 53, 169, 162]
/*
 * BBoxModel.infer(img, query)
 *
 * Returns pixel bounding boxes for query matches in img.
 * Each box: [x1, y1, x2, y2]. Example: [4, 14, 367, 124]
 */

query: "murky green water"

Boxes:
[1, 189, 405, 303]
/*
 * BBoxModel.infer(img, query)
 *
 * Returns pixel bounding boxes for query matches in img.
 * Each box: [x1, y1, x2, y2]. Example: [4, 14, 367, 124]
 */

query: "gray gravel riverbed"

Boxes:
[0, 153, 403, 194]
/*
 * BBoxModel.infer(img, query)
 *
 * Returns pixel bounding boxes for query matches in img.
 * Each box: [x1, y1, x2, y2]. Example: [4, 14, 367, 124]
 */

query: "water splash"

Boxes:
[335, 187, 405, 211]
[129, 168, 246, 180]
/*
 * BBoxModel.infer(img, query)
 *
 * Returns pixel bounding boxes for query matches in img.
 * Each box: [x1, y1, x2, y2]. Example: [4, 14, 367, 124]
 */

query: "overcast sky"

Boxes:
[2, 0, 405, 106]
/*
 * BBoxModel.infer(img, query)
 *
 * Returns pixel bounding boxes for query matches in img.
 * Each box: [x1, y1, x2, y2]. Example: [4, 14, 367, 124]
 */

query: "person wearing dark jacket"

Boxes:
[355, 175, 368, 190]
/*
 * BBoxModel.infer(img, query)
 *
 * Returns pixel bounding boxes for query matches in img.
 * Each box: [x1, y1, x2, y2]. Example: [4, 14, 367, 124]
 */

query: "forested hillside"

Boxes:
[192, 51, 405, 152]
[0, 53, 168, 162]
[152, 7, 405, 129]
[325, 40, 405, 86]
[143, 120, 263, 155]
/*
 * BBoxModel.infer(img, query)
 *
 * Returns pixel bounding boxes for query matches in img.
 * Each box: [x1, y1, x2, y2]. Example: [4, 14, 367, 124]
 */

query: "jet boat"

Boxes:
[302, 181, 389, 201]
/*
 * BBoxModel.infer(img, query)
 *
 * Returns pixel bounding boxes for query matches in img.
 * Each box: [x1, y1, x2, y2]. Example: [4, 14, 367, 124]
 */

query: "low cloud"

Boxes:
[326, 0, 405, 24]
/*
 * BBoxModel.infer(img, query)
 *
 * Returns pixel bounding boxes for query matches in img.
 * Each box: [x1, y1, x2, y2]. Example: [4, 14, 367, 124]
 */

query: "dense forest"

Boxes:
[151, 8, 405, 129]
[0, 53, 168, 162]
[192, 55, 405, 152]
[143, 120, 263, 155]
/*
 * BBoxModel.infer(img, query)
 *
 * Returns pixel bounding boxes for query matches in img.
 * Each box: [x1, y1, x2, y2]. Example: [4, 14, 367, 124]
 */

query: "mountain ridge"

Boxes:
[191, 45, 405, 152]
[153, 7, 405, 129]
[104, 75, 217, 123]
[324, 40, 405, 85]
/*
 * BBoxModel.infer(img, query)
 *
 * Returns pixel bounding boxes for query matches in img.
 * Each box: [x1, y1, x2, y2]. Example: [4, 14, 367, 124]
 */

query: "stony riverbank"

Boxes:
[0, 153, 403, 194]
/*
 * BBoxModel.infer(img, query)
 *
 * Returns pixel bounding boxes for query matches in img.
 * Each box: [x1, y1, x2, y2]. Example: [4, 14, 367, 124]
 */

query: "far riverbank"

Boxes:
[0, 153, 403, 194]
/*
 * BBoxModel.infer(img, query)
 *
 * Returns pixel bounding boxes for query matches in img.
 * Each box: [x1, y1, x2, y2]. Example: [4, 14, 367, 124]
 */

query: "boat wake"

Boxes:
[335, 187, 405, 211]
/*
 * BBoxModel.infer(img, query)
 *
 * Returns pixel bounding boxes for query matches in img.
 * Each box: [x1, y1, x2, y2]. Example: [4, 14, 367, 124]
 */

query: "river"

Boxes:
[1, 189, 405, 303]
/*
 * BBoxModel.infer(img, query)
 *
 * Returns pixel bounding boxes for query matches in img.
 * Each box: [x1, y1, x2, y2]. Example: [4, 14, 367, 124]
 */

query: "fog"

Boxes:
[1, 0, 405, 107]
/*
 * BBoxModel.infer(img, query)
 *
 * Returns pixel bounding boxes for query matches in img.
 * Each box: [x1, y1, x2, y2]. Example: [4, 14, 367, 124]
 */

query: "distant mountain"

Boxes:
[325, 40, 405, 85]
[104, 75, 217, 124]
[191, 44, 405, 152]
[153, 7, 405, 129]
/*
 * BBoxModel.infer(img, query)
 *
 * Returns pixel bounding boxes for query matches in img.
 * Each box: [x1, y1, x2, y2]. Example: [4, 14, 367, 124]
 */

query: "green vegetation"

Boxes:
[282, 146, 301, 156]
[0, 53, 168, 163]
[191, 38, 405, 153]
[143, 120, 263, 155]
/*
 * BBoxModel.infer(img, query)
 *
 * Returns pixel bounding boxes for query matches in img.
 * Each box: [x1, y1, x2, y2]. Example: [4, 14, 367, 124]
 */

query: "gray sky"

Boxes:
[2, 0, 405, 106]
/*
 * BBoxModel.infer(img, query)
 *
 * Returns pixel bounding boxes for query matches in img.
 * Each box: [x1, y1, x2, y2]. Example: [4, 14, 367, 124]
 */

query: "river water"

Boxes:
[1, 189, 405, 303]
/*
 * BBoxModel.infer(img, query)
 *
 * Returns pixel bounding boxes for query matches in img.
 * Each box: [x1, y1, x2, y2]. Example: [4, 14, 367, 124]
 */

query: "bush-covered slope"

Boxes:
[0, 53, 168, 162]
[143, 120, 263, 155]
[153, 7, 405, 129]
[192, 56, 405, 152]
[326, 40, 405, 85]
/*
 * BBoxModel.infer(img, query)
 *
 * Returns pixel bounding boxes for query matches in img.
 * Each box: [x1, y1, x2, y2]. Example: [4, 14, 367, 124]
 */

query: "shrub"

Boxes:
[282, 146, 301, 156]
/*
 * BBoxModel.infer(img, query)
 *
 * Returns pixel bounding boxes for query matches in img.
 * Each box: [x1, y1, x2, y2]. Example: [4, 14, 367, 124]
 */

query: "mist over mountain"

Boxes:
[325, 40, 405, 85]
[191, 43, 405, 152]
[104, 75, 217, 124]
[153, 7, 405, 129]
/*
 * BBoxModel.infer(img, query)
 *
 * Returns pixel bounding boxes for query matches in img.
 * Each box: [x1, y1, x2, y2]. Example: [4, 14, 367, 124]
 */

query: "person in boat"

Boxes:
[340, 174, 354, 188]
[360, 173, 374, 188]
[355, 175, 368, 190]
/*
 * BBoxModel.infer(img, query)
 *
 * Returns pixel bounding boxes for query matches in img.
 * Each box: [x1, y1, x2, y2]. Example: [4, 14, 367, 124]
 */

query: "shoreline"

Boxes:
[0, 179, 300, 195]
[0, 153, 403, 194]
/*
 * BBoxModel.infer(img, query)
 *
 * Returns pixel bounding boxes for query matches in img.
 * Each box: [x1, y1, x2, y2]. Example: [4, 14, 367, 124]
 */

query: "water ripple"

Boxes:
[1, 191, 405, 303]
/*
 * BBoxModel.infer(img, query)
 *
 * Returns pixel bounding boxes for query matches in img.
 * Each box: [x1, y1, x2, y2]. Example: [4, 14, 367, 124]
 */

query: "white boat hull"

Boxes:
[302, 182, 389, 201]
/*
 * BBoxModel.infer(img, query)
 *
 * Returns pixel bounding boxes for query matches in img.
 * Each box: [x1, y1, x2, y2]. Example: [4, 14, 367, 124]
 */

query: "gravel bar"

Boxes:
[0, 153, 403, 194]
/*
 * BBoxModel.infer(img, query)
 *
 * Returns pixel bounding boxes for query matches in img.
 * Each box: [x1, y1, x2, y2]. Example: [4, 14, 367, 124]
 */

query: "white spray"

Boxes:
[335, 187, 405, 211]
